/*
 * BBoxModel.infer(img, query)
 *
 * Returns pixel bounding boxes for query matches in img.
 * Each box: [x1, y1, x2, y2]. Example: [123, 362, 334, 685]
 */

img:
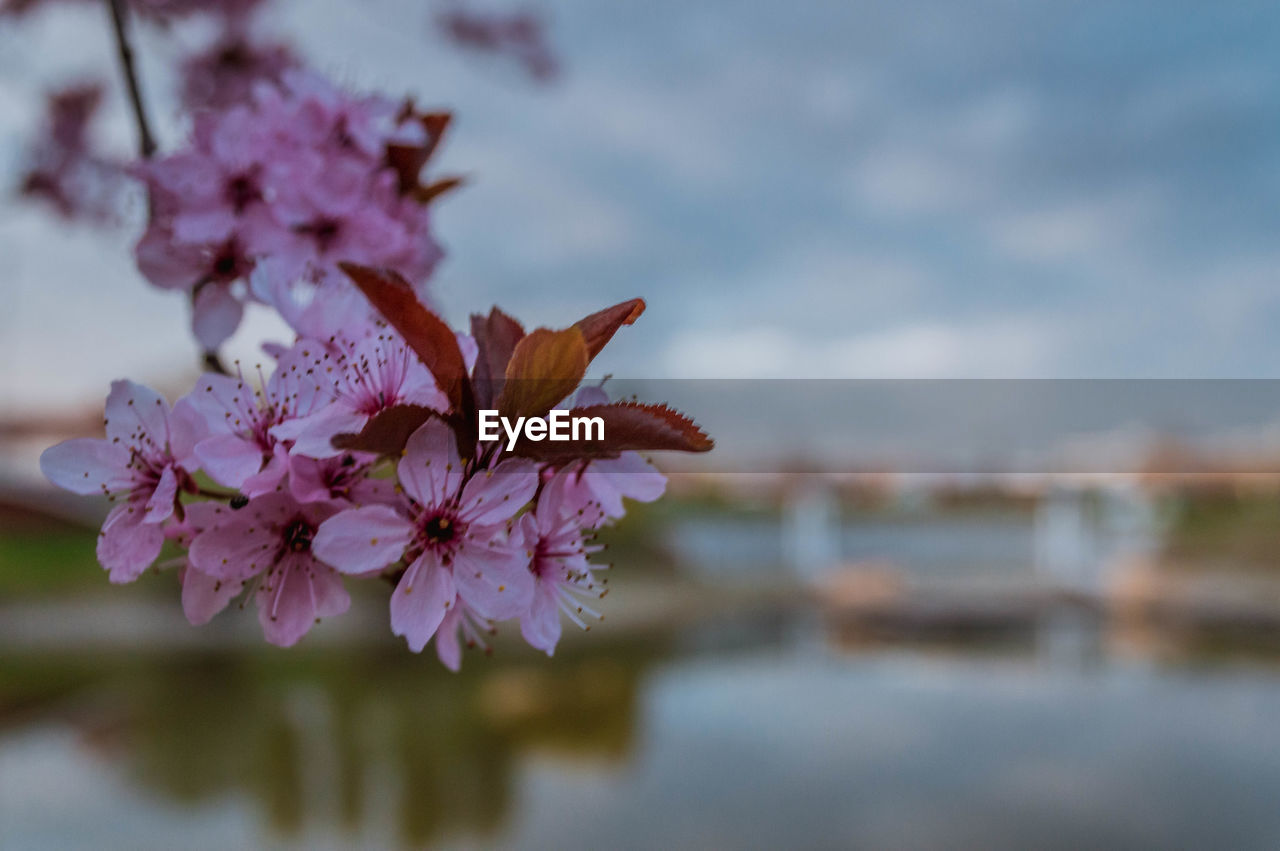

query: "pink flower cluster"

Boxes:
[436, 5, 559, 82]
[136, 70, 446, 349]
[19, 83, 126, 222]
[179, 30, 298, 112]
[40, 323, 666, 666]
[34, 18, 708, 668]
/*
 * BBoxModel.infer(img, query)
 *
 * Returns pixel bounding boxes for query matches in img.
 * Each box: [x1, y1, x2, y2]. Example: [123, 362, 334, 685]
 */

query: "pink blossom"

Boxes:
[183, 346, 327, 496]
[560, 452, 667, 525]
[166, 501, 243, 625]
[516, 474, 607, 655]
[136, 229, 252, 295]
[180, 30, 297, 111]
[25, 0, 703, 665]
[179, 563, 245, 627]
[558, 386, 667, 523]
[312, 419, 537, 654]
[250, 71, 444, 287]
[250, 265, 374, 342]
[144, 106, 272, 246]
[433, 597, 497, 671]
[135, 231, 254, 348]
[272, 327, 447, 458]
[267, 69, 401, 159]
[253, 150, 438, 289]
[137, 70, 444, 345]
[135, 103, 278, 346]
[188, 492, 349, 646]
[287, 451, 394, 506]
[40, 380, 202, 583]
[436, 6, 559, 82]
[18, 83, 125, 222]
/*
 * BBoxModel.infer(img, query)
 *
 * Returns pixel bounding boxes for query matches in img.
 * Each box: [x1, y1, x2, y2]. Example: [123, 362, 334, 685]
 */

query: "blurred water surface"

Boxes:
[3, 602, 1280, 850]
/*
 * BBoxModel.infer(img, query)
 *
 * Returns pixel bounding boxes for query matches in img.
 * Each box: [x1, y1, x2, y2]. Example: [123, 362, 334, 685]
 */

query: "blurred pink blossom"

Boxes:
[137, 70, 445, 348]
[18, 83, 126, 222]
[436, 5, 559, 82]
[39, 380, 202, 582]
[179, 30, 297, 111]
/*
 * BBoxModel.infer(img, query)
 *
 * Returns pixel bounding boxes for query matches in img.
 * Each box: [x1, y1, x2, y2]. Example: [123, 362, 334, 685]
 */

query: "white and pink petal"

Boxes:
[434, 604, 464, 671]
[104, 380, 171, 452]
[192, 282, 245, 350]
[97, 502, 165, 584]
[144, 466, 180, 523]
[451, 539, 533, 621]
[195, 434, 266, 490]
[521, 582, 563, 656]
[181, 564, 242, 625]
[390, 553, 454, 653]
[397, 419, 462, 507]
[188, 507, 283, 582]
[240, 444, 289, 497]
[458, 458, 538, 526]
[40, 438, 133, 496]
[271, 405, 367, 459]
[255, 556, 350, 647]
[312, 504, 413, 574]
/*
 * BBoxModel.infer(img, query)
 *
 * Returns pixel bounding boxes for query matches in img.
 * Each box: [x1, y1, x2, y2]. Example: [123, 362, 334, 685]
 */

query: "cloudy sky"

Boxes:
[3, 0, 1280, 410]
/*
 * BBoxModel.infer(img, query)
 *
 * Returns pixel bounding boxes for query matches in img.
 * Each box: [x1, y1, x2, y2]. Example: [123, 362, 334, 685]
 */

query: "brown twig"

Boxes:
[106, 0, 230, 374]
[105, 0, 155, 159]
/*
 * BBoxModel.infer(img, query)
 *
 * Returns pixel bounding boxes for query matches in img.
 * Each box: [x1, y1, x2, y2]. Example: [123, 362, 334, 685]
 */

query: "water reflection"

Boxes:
[6, 613, 1280, 849]
[9, 489, 1280, 848]
[0, 637, 670, 848]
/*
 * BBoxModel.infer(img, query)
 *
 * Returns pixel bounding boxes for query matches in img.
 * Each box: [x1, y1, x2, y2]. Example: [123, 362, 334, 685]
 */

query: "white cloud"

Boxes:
[826, 319, 1051, 377]
[662, 317, 1055, 378]
[982, 188, 1159, 263]
[845, 146, 984, 217]
[551, 75, 739, 187]
[443, 136, 642, 268]
[949, 87, 1037, 149]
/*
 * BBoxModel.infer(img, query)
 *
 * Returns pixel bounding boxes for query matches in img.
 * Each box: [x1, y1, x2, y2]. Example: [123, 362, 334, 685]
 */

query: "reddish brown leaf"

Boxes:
[385, 144, 428, 195]
[416, 111, 452, 159]
[573, 298, 645, 362]
[385, 109, 452, 195]
[331, 404, 436, 455]
[338, 263, 473, 418]
[494, 327, 588, 420]
[509, 401, 713, 461]
[411, 175, 465, 205]
[470, 306, 526, 408]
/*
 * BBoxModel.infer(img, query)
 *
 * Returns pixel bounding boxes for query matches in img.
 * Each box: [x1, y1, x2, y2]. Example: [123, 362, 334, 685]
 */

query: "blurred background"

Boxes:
[5, 1, 1280, 848]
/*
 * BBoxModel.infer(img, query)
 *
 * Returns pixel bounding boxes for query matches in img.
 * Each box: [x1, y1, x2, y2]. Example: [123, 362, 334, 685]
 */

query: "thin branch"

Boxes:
[105, 0, 230, 375]
[105, 0, 156, 159]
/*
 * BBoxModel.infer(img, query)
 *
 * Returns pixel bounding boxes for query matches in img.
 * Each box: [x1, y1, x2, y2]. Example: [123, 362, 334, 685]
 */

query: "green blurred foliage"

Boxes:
[1163, 491, 1280, 572]
[0, 633, 670, 848]
[0, 530, 102, 595]
[0, 529, 186, 597]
